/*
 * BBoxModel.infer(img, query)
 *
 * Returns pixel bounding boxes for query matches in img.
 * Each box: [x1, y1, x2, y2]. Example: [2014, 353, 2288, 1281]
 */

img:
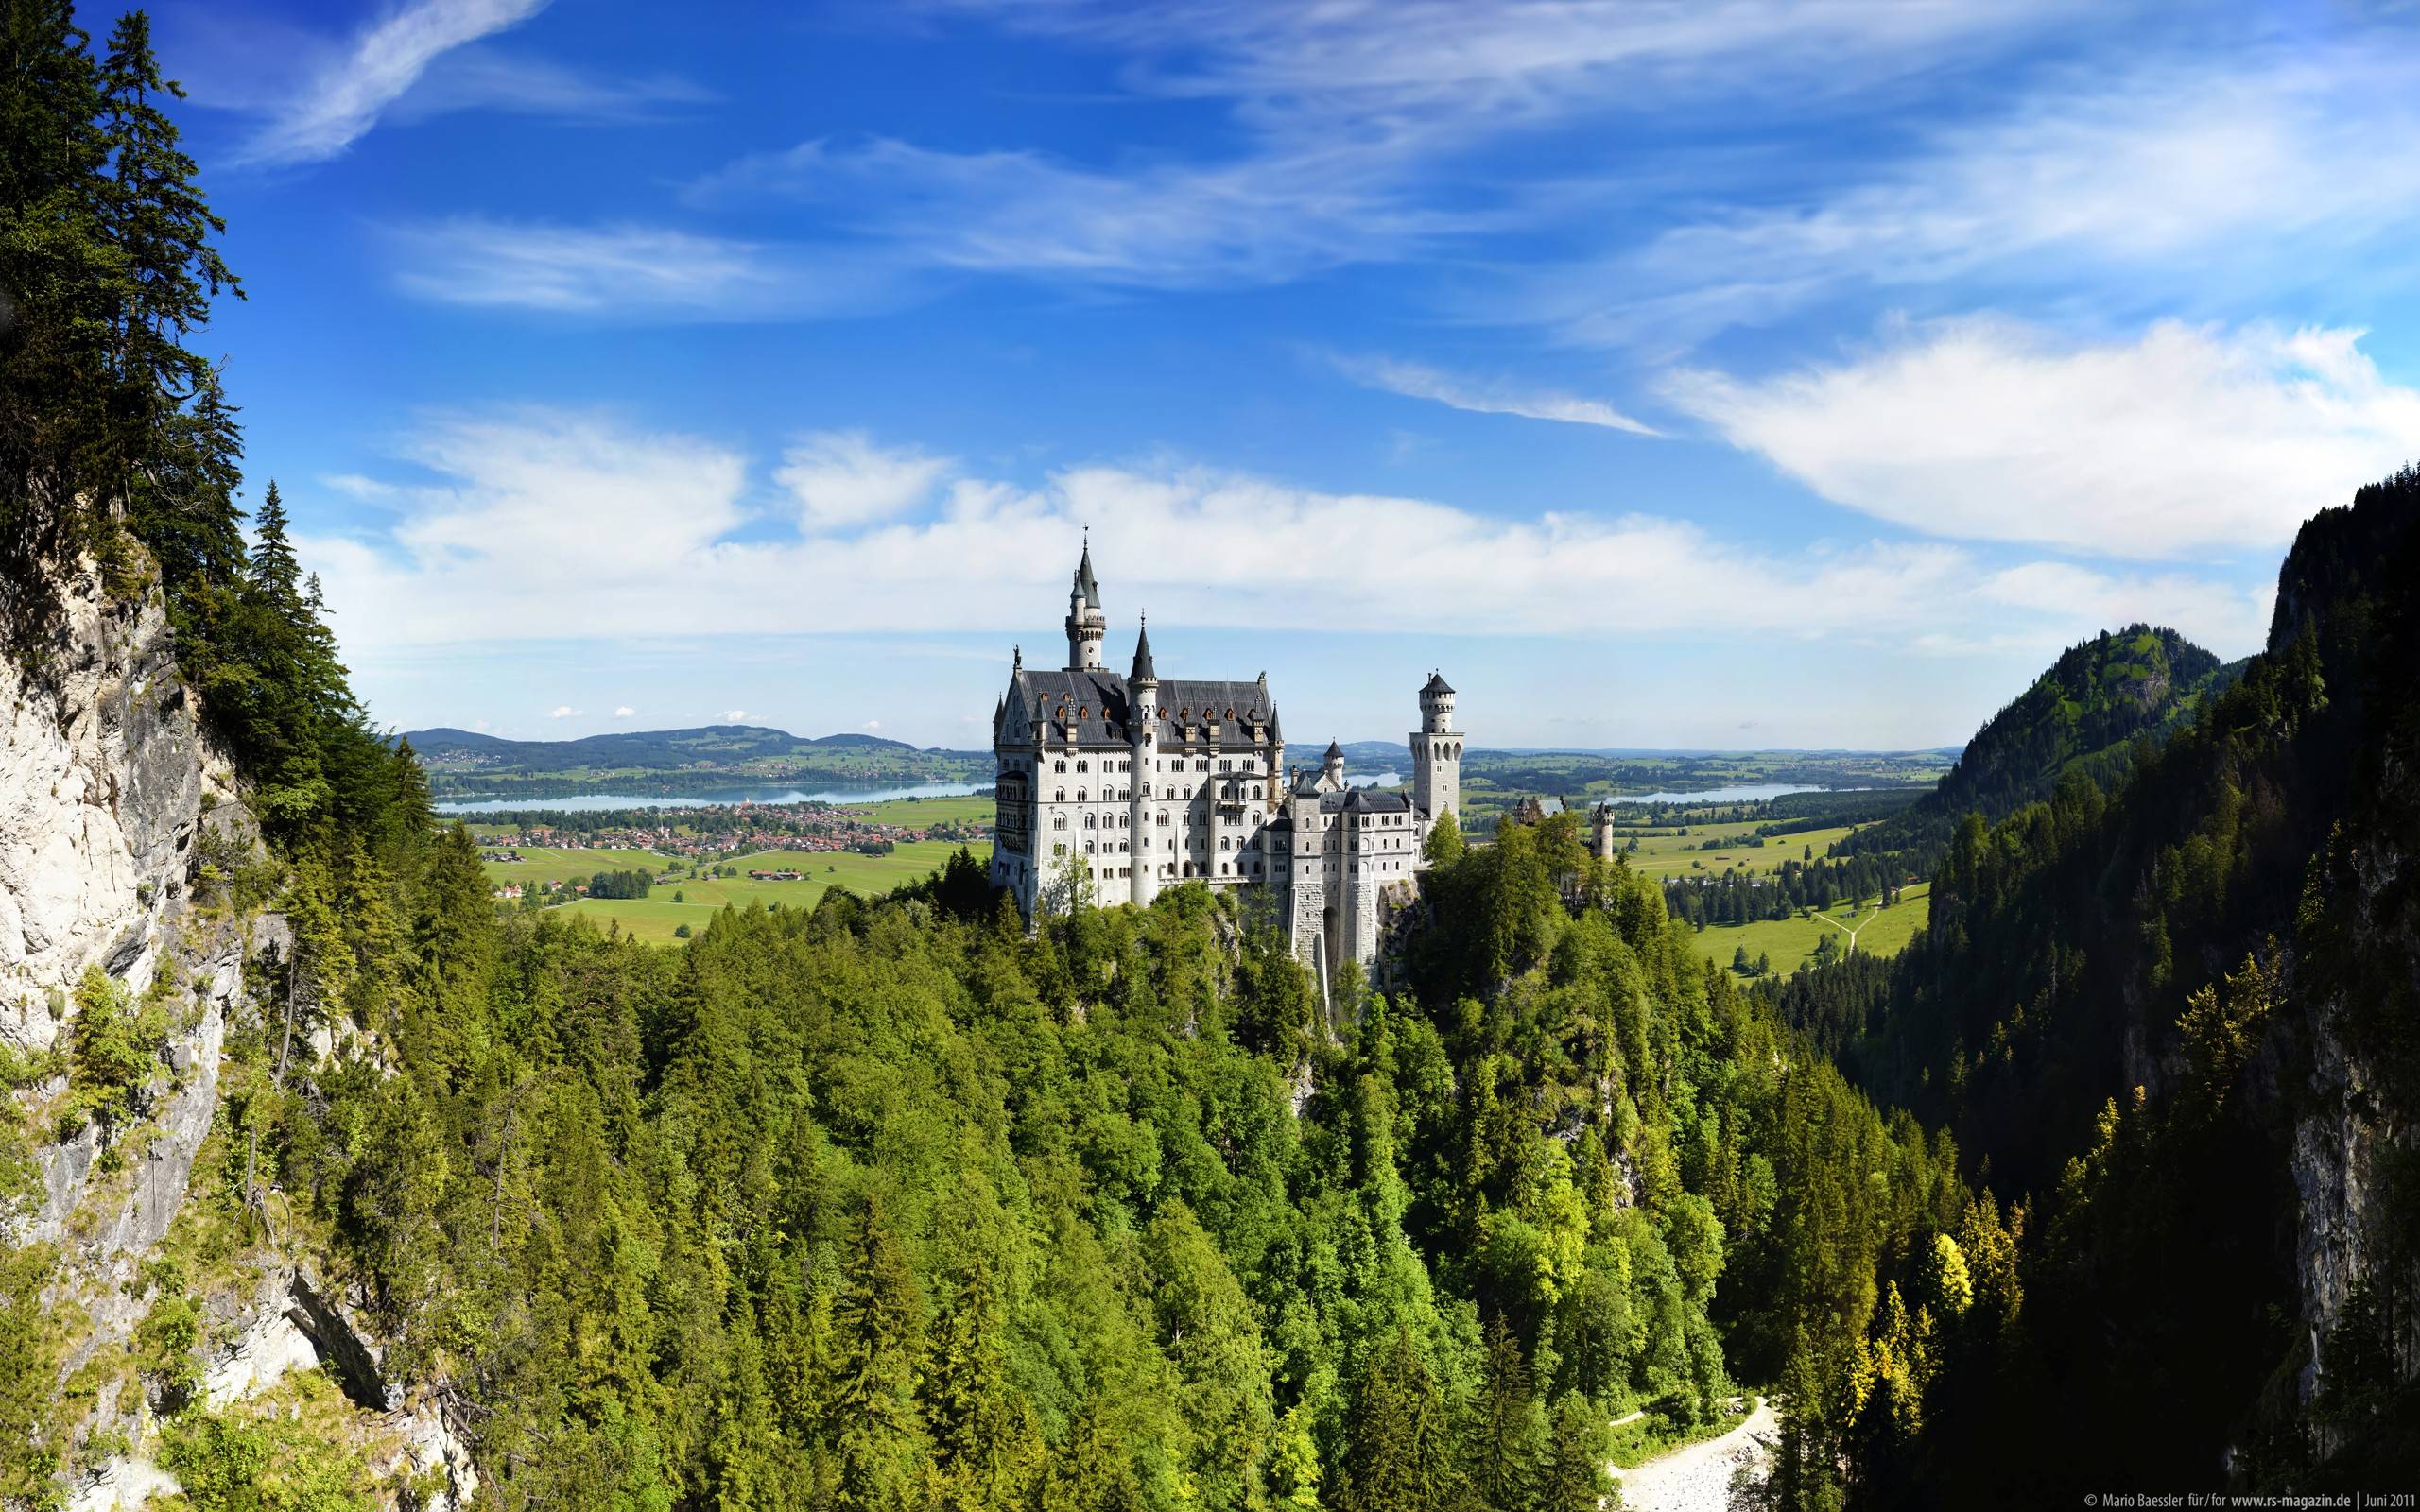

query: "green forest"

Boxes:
[7, 6, 2420, 1509]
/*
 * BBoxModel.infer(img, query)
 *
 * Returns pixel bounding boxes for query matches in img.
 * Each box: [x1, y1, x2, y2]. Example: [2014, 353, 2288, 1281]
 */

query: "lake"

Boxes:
[433, 781, 989, 815]
[432, 770, 1404, 815]
[1608, 782, 1838, 804]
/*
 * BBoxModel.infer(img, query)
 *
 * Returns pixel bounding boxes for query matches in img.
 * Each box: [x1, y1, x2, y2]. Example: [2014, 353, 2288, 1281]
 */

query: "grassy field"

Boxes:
[554, 839, 991, 943]
[1612, 821, 1860, 878]
[477, 844, 666, 887]
[841, 794, 994, 827]
[1686, 882, 1932, 978]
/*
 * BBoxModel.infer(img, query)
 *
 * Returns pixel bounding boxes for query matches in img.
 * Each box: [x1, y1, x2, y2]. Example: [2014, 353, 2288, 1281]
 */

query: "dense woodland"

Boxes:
[6, 7, 2419, 1509]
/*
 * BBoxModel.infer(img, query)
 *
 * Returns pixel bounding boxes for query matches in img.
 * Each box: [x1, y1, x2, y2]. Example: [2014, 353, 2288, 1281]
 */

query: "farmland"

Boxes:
[1685, 881, 1933, 978]
[557, 838, 991, 943]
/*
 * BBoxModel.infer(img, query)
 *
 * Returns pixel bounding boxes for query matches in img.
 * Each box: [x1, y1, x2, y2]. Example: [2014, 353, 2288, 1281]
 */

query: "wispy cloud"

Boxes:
[389, 219, 900, 319]
[238, 0, 548, 166]
[1544, 46, 2420, 345]
[1667, 318, 2420, 558]
[298, 407, 2276, 665]
[383, 45, 712, 126]
[1334, 354, 1658, 436]
[776, 432, 953, 530]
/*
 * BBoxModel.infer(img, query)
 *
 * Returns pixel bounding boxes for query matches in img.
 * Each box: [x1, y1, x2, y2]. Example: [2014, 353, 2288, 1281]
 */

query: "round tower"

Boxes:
[1411, 670, 1461, 820]
[1064, 537, 1105, 671]
[1128, 619, 1158, 907]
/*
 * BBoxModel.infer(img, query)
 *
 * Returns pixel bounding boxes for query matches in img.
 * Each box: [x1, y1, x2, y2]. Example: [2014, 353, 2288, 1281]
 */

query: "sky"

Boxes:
[128, 0, 2420, 752]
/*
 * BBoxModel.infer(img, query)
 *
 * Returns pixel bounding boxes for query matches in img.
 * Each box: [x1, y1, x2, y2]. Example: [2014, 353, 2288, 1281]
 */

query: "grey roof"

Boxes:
[1423, 670, 1454, 696]
[1319, 786, 1413, 815]
[1074, 543, 1100, 609]
[1130, 622, 1156, 682]
[1001, 669, 1280, 747]
[1322, 739, 1343, 763]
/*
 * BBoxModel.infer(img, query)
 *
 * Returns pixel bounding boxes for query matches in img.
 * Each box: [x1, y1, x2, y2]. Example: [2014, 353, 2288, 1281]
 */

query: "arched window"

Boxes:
[1083, 814, 1096, 829]
[1077, 759, 1089, 772]
[1054, 789, 1065, 802]
[1054, 759, 1065, 772]
[1052, 815, 1067, 831]
[1158, 811, 1170, 827]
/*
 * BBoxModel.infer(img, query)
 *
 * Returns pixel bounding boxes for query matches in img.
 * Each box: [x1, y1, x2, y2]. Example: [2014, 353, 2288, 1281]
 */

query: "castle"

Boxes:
[989, 543, 1463, 978]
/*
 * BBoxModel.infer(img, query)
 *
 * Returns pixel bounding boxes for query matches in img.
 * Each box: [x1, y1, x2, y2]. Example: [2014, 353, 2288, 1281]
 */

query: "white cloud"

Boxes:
[1335, 354, 1658, 435]
[862, 720, 883, 731]
[665, 1, 2071, 299]
[1667, 318, 2420, 558]
[384, 45, 711, 126]
[613, 705, 636, 717]
[547, 704, 580, 718]
[722, 710, 751, 722]
[239, 0, 547, 165]
[776, 432, 952, 529]
[390, 219, 898, 319]
[1561, 47, 2420, 344]
[299, 407, 2281, 672]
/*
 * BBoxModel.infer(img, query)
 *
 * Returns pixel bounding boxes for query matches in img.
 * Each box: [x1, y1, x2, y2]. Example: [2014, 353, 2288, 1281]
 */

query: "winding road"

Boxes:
[1607, 1400, 1778, 1512]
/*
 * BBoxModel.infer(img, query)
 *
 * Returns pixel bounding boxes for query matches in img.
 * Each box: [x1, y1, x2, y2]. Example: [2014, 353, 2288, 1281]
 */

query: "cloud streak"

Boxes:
[1668, 318, 2420, 558]
[1335, 354, 1659, 435]
[239, 0, 548, 166]
[297, 408, 2277, 669]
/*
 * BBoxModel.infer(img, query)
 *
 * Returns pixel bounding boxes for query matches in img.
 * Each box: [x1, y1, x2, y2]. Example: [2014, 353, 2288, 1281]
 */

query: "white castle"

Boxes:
[989, 542, 1464, 976]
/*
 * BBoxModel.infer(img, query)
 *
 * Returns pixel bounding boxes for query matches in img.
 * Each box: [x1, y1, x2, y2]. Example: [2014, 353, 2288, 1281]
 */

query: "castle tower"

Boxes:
[1128, 619, 1159, 907]
[1064, 538, 1105, 670]
[1411, 670, 1461, 820]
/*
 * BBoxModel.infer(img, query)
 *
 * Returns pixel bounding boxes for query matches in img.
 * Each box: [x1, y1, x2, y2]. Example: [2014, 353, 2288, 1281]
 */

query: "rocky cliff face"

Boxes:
[1, 557, 475, 1509]
[0, 558, 238, 1051]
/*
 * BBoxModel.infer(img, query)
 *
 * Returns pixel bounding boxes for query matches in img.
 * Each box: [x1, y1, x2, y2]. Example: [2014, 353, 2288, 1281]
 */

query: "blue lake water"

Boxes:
[1611, 782, 1833, 805]
[433, 771, 1405, 815]
[433, 781, 988, 815]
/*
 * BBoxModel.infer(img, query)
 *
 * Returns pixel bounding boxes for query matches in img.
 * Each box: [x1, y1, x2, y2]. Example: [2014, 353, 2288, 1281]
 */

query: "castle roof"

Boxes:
[1423, 670, 1454, 696]
[1074, 542, 1100, 609]
[1001, 668, 1280, 748]
[1322, 739, 1343, 763]
[1131, 621, 1156, 682]
[1319, 786, 1413, 815]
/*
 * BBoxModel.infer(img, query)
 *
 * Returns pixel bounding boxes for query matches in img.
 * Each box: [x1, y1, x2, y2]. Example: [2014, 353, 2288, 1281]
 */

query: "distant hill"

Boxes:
[404, 724, 936, 768]
[1845, 624, 2245, 863]
[400, 724, 991, 798]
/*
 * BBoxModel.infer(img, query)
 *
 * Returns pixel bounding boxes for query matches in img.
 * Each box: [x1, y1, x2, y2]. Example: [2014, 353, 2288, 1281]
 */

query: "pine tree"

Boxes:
[1536, 1391, 1611, 1512]
[826, 1193, 925, 1512]
[1342, 1327, 1458, 1512]
[922, 1262, 1034, 1512]
[1472, 1314, 1544, 1510]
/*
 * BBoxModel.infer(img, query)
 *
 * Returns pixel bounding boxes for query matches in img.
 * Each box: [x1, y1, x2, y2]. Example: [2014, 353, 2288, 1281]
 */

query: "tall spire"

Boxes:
[1130, 613, 1157, 683]
[1075, 526, 1100, 609]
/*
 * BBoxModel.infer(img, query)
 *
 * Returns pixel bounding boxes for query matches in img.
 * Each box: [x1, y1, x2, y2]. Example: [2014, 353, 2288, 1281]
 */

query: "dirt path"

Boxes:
[1608, 1400, 1778, 1512]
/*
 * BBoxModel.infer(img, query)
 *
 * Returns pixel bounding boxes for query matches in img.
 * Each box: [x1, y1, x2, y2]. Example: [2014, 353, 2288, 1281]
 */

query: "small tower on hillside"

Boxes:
[1411, 671, 1461, 821]
[1064, 537, 1105, 671]
[1128, 618, 1159, 907]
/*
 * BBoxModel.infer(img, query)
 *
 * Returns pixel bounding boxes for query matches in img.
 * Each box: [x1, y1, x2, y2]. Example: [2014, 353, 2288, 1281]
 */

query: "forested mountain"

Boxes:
[406, 725, 944, 769]
[1775, 472, 2420, 1497]
[8, 8, 2418, 1509]
[1841, 625, 2240, 873]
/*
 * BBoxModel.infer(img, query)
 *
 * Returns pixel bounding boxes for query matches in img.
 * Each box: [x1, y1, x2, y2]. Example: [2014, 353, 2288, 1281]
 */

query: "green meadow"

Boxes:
[1686, 881, 1933, 978]
[558, 839, 992, 943]
[1609, 820, 1861, 878]
[477, 844, 667, 887]
[840, 794, 995, 826]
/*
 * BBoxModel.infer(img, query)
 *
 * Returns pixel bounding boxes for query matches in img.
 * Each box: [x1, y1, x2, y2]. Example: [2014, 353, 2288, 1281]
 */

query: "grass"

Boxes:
[839, 794, 994, 826]
[1607, 1393, 1765, 1469]
[1611, 821, 1860, 878]
[1686, 882, 1933, 978]
[476, 844, 666, 887]
[552, 839, 991, 943]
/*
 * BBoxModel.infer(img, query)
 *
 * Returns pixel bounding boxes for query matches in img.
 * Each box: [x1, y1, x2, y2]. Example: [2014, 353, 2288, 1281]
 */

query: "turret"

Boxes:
[1064, 537, 1105, 670]
[1322, 739, 1345, 789]
[1411, 671, 1461, 820]
[1128, 618, 1158, 907]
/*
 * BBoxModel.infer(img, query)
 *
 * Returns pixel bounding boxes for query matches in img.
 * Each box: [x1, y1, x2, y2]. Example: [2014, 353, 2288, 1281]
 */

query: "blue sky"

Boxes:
[133, 0, 2420, 751]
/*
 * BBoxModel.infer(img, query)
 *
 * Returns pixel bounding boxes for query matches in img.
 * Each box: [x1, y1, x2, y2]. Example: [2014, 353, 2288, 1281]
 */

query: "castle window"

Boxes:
[1054, 760, 1066, 773]
[1158, 811, 1170, 826]
[1077, 790, 1086, 802]
[1052, 816, 1067, 831]
[1054, 789, 1064, 801]
[1083, 814, 1096, 828]
[1085, 841, 1095, 854]
[1077, 760, 1089, 772]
